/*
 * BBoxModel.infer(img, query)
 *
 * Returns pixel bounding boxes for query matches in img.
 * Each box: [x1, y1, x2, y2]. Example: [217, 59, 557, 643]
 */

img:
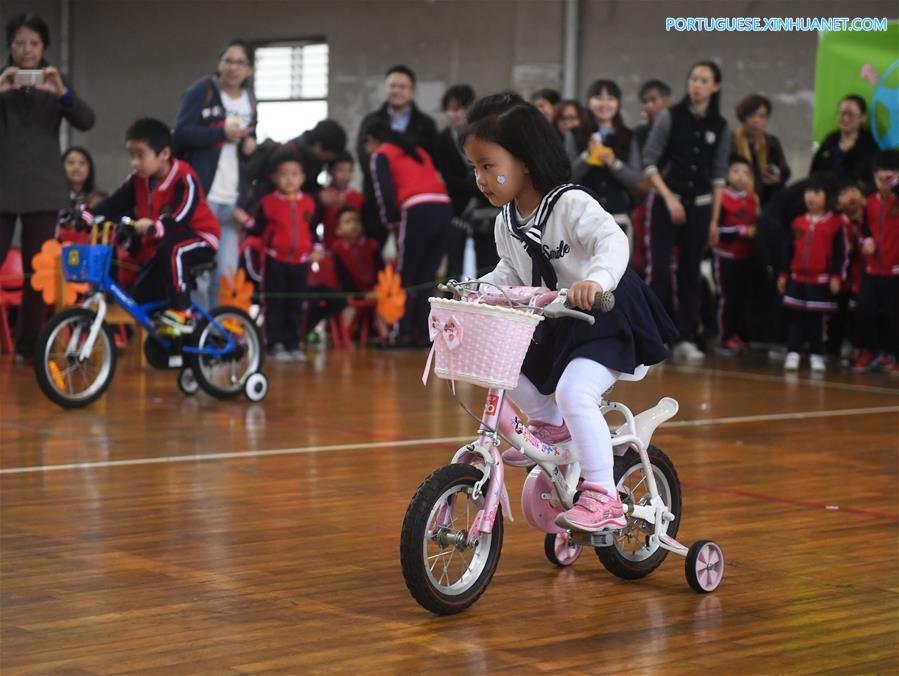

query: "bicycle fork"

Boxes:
[70, 293, 109, 362]
[443, 389, 579, 546]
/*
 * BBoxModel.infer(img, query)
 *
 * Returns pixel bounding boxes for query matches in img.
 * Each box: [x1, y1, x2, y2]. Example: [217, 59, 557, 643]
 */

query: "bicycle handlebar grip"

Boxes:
[594, 291, 615, 313]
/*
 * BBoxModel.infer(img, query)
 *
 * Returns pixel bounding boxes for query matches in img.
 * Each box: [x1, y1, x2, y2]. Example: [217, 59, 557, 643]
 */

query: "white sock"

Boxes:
[507, 374, 564, 426]
[555, 359, 618, 496]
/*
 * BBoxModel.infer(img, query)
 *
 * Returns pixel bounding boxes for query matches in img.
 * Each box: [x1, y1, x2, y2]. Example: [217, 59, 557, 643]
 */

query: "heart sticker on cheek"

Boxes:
[497, 175, 507, 185]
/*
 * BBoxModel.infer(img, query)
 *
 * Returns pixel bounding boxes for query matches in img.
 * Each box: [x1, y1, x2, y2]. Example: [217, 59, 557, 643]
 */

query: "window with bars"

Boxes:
[253, 41, 329, 143]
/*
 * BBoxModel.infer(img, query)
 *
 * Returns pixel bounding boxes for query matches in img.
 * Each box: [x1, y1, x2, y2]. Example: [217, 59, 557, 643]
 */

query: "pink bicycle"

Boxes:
[401, 281, 724, 615]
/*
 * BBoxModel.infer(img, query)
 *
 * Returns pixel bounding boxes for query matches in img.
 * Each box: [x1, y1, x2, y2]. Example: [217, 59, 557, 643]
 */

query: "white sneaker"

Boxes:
[289, 349, 307, 363]
[784, 351, 800, 371]
[809, 354, 826, 372]
[672, 341, 705, 361]
[270, 343, 292, 362]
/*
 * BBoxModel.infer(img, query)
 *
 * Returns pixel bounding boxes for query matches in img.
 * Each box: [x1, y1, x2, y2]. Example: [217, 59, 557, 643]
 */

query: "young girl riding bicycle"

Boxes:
[462, 93, 677, 532]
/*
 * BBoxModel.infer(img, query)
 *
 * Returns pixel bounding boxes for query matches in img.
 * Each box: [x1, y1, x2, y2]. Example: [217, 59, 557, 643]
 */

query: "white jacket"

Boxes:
[479, 185, 629, 293]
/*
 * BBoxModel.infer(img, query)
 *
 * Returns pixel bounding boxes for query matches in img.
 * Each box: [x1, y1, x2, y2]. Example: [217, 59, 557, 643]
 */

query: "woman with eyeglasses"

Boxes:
[809, 94, 877, 194]
[173, 38, 258, 306]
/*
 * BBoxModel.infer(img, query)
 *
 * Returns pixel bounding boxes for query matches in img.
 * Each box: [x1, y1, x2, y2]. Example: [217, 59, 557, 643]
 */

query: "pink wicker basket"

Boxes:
[424, 297, 544, 390]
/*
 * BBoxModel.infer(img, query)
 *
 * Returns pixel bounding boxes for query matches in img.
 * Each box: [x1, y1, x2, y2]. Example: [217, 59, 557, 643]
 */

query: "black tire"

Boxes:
[595, 445, 682, 580]
[400, 464, 503, 615]
[188, 306, 263, 399]
[685, 540, 725, 593]
[34, 307, 117, 408]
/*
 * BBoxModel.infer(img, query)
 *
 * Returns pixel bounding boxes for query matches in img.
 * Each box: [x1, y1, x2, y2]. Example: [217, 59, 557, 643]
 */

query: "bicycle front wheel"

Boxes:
[400, 464, 503, 615]
[34, 307, 117, 408]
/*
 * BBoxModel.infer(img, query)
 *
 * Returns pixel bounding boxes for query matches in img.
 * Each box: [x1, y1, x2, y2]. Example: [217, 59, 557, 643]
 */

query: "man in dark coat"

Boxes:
[355, 65, 437, 243]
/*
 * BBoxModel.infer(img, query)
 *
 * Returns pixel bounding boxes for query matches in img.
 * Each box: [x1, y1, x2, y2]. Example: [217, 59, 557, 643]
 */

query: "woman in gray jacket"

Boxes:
[0, 14, 95, 358]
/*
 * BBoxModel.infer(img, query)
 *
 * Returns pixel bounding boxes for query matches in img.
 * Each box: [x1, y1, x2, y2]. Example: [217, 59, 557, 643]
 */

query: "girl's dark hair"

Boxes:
[585, 79, 632, 159]
[336, 204, 361, 221]
[531, 88, 560, 106]
[62, 146, 96, 194]
[679, 60, 723, 119]
[555, 99, 592, 153]
[875, 149, 899, 171]
[218, 38, 254, 88]
[363, 118, 422, 163]
[736, 94, 772, 122]
[5, 13, 50, 48]
[442, 84, 476, 110]
[460, 92, 571, 194]
[219, 38, 255, 66]
[840, 94, 867, 115]
[805, 173, 836, 210]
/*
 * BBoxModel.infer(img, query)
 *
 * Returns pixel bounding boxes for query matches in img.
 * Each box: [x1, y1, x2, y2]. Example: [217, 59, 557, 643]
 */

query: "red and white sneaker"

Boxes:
[502, 421, 571, 466]
[716, 335, 744, 356]
[851, 349, 877, 372]
[872, 354, 896, 373]
[555, 482, 628, 532]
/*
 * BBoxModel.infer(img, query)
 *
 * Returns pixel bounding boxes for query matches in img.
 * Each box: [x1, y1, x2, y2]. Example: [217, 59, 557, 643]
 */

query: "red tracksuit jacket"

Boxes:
[862, 192, 899, 277]
[780, 212, 847, 285]
[249, 191, 317, 264]
[713, 189, 758, 260]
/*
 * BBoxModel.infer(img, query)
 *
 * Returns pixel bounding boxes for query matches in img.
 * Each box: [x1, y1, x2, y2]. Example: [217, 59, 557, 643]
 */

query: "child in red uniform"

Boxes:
[363, 119, 451, 345]
[711, 156, 758, 354]
[88, 118, 220, 334]
[777, 178, 847, 372]
[833, 179, 866, 366]
[320, 151, 364, 248]
[855, 150, 899, 375]
[247, 149, 319, 361]
[331, 206, 383, 292]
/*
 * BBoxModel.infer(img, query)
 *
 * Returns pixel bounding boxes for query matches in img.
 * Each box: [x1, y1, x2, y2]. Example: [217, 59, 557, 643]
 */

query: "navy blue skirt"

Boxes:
[522, 268, 678, 395]
[782, 280, 837, 313]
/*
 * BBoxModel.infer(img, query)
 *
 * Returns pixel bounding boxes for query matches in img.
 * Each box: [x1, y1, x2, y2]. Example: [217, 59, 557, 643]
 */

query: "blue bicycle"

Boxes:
[34, 216, 268, 408]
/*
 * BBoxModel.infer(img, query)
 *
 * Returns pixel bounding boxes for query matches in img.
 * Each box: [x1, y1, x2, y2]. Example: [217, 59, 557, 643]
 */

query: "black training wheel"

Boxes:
[685, 540, 725, 593]
[177, 367, 199, 396]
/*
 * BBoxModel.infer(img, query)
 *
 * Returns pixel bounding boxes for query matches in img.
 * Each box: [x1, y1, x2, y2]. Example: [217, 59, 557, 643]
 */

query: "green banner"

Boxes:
[813, 22, 899, 149]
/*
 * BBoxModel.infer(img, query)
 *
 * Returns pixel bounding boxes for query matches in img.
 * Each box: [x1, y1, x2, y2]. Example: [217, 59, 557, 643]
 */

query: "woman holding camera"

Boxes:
[0, 13, 95, 359]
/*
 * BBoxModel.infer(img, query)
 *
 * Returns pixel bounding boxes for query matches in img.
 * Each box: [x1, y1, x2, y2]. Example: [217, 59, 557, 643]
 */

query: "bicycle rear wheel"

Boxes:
[188, 306, 263, 399]
[595, 445, 682, 580]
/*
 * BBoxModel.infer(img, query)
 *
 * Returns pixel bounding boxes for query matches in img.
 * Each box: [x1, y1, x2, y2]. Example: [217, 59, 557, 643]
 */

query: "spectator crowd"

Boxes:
[1, 13, 895, 374]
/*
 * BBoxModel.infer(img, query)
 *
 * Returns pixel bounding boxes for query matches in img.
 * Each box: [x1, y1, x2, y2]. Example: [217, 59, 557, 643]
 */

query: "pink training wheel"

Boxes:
[544, 532, 582, 567]
[685, 540, 724, 593]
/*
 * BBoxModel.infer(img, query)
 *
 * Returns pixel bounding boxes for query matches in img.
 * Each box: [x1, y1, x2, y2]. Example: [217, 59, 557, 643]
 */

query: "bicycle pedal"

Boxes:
[569, 530, 616, 548]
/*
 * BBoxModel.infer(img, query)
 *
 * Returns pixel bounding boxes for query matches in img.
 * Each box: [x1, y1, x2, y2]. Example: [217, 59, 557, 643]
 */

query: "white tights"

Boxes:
[507, 358, 618, 495]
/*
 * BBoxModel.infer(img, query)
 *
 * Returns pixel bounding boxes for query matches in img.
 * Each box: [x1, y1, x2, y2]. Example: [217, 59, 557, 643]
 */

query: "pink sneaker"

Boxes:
[501, 421, 571, 466]
[716, 335, 744, 356]
[555, 482, 627, 532]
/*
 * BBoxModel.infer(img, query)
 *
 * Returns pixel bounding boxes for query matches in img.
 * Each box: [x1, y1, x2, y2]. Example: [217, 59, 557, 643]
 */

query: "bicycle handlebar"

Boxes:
[438, 280, 614, 325]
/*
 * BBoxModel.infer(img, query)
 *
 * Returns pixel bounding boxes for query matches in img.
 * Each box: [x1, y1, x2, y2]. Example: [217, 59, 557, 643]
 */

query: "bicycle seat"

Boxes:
[185, 261, 216, 290]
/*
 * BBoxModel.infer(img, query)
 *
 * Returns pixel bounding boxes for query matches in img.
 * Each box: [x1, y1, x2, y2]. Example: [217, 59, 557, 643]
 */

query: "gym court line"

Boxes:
[1, 403, 896, 475]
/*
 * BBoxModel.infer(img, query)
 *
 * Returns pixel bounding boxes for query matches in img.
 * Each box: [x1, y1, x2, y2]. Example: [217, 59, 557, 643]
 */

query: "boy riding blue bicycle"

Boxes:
[86, 118, 220, 335]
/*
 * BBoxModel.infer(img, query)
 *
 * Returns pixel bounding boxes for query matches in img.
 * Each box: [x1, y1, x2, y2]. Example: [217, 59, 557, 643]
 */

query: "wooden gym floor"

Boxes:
[1, 348, 897, 674]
